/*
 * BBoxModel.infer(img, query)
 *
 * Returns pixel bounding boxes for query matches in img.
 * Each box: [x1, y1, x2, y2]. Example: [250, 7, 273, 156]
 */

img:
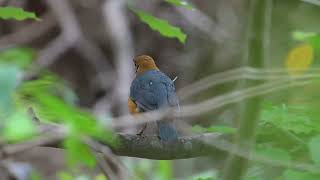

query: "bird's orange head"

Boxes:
[133, 55, 159, 75]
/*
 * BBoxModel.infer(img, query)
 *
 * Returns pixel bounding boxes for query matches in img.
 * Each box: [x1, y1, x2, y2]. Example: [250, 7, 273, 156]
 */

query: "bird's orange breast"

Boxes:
[128, 97, 138, 114]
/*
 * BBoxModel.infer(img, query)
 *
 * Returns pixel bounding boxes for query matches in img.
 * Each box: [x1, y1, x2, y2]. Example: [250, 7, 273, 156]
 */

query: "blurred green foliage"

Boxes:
[0, 65, 20, 114]
[283, 169, 320, 180]
[95, 174, 108, 180]
[1, 3, 320, 180]
[0, 48, 36, 68]
[0, 47, 114, 171]
[131, 8, 187, 44]
[17, 71, 115, 168]
[1, 42, 320, 180]
[64, 136, 96, 168]
[260, 103, 315, 134]
[254, 145, 291, 164]
[3, 111, 35, 142]
[308, 135, 320, 165]
[30, 171, 42, 180]
[196, 178, 216, 180]
[192, 125, 236, 134]
[57, 171, 73, 180]
[190, 171, 218, 180]
[157, 161, 173, 180]
[0, 6, 40, 21]
[57, 171, 108, 180]
[192, 98, 320, 180]
[293, 31, 320, 58]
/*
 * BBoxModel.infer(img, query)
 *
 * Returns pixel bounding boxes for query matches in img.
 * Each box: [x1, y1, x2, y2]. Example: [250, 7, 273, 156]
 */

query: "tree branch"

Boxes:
[0, 130, 227, 160]
[110, 133, 227, 160]
[1, 126, 319, 172]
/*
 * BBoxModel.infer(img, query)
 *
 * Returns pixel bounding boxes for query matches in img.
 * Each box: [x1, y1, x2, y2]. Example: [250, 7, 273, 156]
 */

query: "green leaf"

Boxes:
[0, 48, 36, 69]
[0, 65, 20, 114]
[64, 137, 96, 168]
[32, 92, 75, 122]
[283, 169, 320, 180]
[131, 9, 187, 43]
[3, 111, 35, 142]
[165, 0, 195, 10]
[0, 7, 40, 21]
[17, 73, 114, 142]
[31, 92, 113, 141]
[16, 73, 114, 169]
[17, 74, 78, 122]
[18, 73, 77, 106]
[308, 135, 320, 164]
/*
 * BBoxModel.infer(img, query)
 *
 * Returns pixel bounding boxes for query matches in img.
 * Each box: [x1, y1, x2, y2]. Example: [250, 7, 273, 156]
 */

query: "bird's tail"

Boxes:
[157, 120, 178, 141]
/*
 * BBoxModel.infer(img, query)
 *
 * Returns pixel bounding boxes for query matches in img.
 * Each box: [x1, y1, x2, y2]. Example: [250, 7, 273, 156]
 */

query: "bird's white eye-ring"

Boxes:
[149, 81, 153, 85]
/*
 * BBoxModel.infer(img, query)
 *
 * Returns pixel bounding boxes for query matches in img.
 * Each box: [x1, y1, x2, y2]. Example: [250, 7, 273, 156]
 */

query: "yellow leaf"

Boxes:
[285, 43, 314, 76]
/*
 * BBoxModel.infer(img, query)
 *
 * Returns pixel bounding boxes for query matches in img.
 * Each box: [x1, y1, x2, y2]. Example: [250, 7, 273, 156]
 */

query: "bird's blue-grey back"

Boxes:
[130, 70, 179, 141]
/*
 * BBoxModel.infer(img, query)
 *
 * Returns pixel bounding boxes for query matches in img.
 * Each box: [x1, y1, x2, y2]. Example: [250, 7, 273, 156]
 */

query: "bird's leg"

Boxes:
[136, 123, 147, 136]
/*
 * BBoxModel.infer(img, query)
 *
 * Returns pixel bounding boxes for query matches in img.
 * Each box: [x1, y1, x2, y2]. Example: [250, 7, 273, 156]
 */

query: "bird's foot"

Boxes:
[136, 123, 147, 136]
[136, 130, 144, 136]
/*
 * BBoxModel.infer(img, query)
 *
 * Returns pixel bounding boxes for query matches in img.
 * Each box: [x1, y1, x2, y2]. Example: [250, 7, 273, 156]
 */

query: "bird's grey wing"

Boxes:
[166, 82, 179, 107]
[130, 76, 163, 111]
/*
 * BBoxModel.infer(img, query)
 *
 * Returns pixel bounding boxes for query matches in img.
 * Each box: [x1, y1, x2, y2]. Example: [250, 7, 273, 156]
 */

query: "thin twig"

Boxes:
[102, 0, 134, 114]
[178, 66, 320, 100]
[112, 78, 315, 128]
[23, 0, 113, 85]
[0, 12, 56, 48]
[176, 8, 228, 44]
[0, 130, 66, 159]
[86, 138, 132, 180]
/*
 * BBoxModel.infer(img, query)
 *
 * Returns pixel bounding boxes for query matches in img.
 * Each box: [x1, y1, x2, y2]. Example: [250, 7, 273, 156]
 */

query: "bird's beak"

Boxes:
[134, 63, 139, 73]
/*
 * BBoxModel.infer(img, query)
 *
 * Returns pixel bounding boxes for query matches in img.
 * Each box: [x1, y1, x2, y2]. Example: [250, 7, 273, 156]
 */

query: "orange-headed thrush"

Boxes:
[128, 55, 179, 141]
